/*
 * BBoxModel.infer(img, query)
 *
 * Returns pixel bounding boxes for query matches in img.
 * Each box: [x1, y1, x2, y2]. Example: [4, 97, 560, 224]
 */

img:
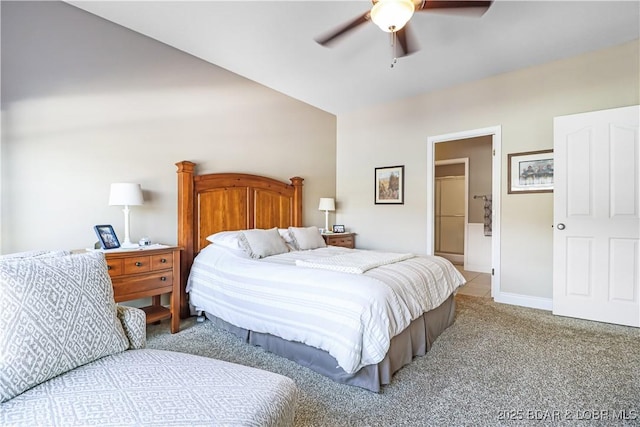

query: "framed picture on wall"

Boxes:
[375, 165, 404, 204]
[508, 150, 554, 194]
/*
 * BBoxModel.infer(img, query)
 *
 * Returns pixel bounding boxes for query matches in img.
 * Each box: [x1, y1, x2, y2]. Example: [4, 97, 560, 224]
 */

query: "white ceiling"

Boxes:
[66, 1, 639, 115]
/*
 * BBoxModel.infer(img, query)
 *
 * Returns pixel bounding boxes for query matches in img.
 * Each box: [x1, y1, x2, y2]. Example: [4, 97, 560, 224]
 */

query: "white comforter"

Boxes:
[186, 245, 465, 374]
[294, 250, 415, 274]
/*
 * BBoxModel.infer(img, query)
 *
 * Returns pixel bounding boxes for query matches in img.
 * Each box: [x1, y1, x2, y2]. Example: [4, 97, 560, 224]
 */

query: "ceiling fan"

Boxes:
[315, 0, 493, 59]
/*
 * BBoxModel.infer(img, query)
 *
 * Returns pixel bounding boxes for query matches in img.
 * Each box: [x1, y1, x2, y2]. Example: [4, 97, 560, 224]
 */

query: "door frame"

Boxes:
[434, 158, 469, 266]
[427, 126, 501, 297]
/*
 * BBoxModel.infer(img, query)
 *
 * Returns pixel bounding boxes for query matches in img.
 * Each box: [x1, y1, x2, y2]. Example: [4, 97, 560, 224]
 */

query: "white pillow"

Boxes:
[238, 228, 290, 259]
[288, 226, 327, 250]
[205, 231, 242, 250]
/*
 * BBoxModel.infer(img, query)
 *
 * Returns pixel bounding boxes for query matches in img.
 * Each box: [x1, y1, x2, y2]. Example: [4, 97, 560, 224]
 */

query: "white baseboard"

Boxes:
[464, 263, 491, 274]
[493, 291, 552, 311]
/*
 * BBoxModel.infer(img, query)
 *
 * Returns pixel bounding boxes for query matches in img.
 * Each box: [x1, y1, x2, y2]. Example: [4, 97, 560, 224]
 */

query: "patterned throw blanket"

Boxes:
[295, 251, 415, 274]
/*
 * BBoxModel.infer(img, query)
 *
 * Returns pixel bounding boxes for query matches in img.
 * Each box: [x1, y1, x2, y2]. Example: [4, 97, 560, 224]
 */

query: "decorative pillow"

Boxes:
[238, 228, 290, 259]
[116, 305, 146, 350]
[0, 251, 129, 402]
[278, 228, 297, 251]
[288, 226, 327, 250]
[205, 231, 242, 250]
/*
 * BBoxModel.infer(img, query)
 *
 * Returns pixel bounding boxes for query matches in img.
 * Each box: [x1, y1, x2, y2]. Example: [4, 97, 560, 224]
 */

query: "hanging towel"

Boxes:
[484, 195, 492, 236]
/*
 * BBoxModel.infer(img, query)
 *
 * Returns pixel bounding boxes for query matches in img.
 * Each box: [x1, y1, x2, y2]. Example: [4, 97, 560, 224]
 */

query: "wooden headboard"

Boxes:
[176, 161, 304, 317]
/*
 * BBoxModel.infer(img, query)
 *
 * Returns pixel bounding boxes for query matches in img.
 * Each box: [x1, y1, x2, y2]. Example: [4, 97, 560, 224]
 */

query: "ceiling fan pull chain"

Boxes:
[390, 31, 398, 68]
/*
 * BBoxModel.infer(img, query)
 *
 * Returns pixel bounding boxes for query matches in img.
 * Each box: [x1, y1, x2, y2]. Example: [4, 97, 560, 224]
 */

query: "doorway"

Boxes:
[434, 158, 468, 265]
[427, 126, 502, 298]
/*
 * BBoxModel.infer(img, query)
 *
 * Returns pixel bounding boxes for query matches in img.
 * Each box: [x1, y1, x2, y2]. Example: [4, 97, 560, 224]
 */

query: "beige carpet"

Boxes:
[146, 295, 640, 426]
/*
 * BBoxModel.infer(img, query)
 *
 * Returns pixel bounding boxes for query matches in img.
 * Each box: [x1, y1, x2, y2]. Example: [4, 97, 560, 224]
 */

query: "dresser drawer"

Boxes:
[151, 253, 173, 270]
[123, 255, 152, 275]
[112, 272, 173, 302]
[105, 258, 124, 276]
[323, 233, 355, 249]
[330, 236, 354, 247]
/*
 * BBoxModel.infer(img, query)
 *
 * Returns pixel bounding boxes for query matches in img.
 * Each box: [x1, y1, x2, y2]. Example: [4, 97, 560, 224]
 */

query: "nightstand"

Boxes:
[322, 232, 356, 249]
[104, 246, 181, 333]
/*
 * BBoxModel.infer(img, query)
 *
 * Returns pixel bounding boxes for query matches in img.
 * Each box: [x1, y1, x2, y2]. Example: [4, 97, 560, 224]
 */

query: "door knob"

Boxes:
[557, 223, 566, 230]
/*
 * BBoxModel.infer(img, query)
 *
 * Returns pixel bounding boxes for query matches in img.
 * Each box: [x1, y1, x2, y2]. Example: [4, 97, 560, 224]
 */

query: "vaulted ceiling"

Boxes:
[67, 1, 640, 115]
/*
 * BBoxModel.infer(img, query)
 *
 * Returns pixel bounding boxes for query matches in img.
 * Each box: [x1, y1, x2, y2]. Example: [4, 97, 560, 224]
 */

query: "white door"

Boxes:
[553, 105, 639, 327]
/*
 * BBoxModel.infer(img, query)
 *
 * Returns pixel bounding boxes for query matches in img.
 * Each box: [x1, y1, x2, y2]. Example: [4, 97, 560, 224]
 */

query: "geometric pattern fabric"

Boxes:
[0, 251, 128, 402]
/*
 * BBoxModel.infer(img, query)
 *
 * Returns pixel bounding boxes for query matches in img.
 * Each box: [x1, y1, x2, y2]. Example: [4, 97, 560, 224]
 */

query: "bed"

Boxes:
[176, 161, 465, 392]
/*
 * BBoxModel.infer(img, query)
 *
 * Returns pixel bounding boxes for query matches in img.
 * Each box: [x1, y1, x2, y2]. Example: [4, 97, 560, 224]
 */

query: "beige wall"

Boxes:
[336, 40, 639, 299]
[1, 1, 337, 253]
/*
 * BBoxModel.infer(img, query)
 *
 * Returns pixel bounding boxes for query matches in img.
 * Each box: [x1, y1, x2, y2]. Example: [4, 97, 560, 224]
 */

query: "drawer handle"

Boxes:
[160, 276, 167, 281]
[160, 258, 167, 263]
[107, 265, 112, 270]
[135, 262, 142, 267]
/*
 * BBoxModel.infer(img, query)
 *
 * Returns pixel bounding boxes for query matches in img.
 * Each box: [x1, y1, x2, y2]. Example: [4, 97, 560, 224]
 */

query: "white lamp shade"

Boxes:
[108, 183, 144, 206]
[370, 0, 415, 32]
[318, 198, 335, 211]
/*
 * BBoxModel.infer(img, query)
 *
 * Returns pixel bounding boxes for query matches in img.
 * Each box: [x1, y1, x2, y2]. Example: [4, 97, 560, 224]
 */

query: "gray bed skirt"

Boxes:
[205, 294, 456, 392]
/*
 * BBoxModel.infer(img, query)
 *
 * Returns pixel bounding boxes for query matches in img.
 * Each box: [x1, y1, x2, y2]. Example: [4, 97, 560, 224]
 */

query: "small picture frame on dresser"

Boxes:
[332, 225, 345, 233]
[94, 225, 120, 249]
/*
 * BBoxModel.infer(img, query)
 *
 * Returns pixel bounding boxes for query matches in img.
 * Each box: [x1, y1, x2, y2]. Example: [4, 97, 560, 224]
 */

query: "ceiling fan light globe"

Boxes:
[371, 0, 415, 33]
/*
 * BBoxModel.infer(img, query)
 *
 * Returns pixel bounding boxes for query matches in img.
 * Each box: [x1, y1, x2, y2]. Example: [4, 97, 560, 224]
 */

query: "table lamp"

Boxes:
[318, 197, 335, 233]
[109, 183, 144, 248]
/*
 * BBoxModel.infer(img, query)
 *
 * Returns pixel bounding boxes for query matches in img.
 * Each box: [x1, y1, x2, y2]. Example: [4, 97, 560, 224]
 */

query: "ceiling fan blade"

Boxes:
[395, 23, 419, 57]
[417, 1, 492, 16]
[315, 12, 371, 46]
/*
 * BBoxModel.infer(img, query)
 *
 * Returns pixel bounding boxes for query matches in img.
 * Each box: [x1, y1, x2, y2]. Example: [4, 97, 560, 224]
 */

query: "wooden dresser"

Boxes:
[322, 232, 356, 249]
[104, 246, 181, 333]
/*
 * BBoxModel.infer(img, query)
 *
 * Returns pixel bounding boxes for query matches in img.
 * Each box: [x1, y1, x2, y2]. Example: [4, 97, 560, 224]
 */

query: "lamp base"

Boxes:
[325, 210, 330, 233]
[120, 240, 139, 249]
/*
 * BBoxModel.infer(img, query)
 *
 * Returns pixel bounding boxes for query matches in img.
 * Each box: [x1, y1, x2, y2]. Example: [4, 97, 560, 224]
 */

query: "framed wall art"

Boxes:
[508, 149, 554, 194]
[375, 165, 404, 204]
